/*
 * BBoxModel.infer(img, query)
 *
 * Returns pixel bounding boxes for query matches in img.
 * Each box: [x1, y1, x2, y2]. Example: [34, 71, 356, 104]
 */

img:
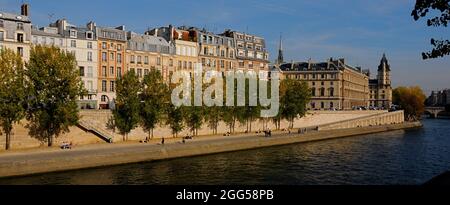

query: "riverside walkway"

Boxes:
[0, 122, 421, 178]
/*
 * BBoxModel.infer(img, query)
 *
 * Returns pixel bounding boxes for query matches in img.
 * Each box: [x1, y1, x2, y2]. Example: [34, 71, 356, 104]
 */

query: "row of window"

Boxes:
[311, 102, 335, 109]
[237, 61, 266, 69]
[129, 55, 169, 66]
[176, 46, 197, 57]
[0, 20, 24, 30]
[100, 66, 122, 78]
[235, 34, 263, 44]
[100, 31, 124, 41]
[237, 50, 267, 60]
[202, 47, 234, 58]
[201, 35, 234, 46]
[101, 80, 115, 92]
[101, 42, 123, 51]
[32, 36, 95, 49]
[69, 30, 94, 40]
[289, 73, 338, 80]
[177, 60, 195, 69]
[311, 87, 335, 97]
[101, 52, 122, 63]
[236, 42, 263, 51]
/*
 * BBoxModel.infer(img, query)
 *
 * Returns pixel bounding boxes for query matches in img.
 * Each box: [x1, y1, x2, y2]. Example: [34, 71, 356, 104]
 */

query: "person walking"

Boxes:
[161, 138, 165, 145]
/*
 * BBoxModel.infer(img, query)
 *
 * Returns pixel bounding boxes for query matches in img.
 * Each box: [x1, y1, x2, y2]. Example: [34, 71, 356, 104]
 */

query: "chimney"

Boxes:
[115, 25, 125, 31]
[87, 21, 96, 31]
[21, 4, 29, 16]
[57, 19, 67, 35]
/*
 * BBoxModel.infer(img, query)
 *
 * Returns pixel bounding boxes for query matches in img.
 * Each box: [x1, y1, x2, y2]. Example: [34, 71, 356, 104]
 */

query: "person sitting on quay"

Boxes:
[161, 138, 165, 145]
[60, 141, 72, 150]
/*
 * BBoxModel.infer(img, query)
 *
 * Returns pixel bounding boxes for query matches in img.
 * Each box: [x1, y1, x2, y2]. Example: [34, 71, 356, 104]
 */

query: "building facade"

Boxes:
[31, 19, 99, 109]
[426, 89, 450, 106]
[126, 32, 175, 82]
[221, 30, 270, 72]
[369, 54, 393, 109]
[146, 25, 199, 79]
[194, 27, 236, 72]
[278, 58, 370, 110]
[96, 25, 127, 109]
[0, 4, 32, 60]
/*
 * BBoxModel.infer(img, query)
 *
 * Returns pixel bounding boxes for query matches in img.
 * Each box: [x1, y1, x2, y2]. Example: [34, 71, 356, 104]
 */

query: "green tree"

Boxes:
[205, 106, 221, 135]
[184, 106, 203, 137]
[412, 0, 450, 59]
[140, 70, 169, 140]
[280, 79, 311, 129]
[25, 45, 85, 147]
[393, 86, 427, 121]
[0, 49, 26, 150]
[112, 70, 141, 141]
[236, 79, 260, 133]
[166, 104, 184, 138]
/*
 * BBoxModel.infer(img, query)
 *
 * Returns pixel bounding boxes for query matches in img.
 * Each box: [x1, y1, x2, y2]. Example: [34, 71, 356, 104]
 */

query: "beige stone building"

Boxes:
[145, 25, 199, 80]
[278, 58, 370, 110]
[221, 30, 270, 72]
[369, 54, 393, 109]
[0, 4, 31, 60]
[31, 19, 99, 109]
[193, 27, 237, 72]
[126, 32, 176, 82]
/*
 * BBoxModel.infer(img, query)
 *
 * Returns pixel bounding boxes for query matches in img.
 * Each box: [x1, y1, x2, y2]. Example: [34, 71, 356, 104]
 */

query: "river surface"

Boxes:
[1, 119, 449, 185]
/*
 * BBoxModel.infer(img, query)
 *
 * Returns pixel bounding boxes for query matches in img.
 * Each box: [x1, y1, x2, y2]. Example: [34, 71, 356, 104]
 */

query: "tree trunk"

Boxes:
[48, 135, 53, 147]
[123, 134, 126, 142]
[151, 129, 154, 139]
[5, 132, 11, 150]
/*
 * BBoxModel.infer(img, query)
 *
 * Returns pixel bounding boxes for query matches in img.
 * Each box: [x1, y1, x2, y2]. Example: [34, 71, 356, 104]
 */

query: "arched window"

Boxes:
[311, 88, 316, 96]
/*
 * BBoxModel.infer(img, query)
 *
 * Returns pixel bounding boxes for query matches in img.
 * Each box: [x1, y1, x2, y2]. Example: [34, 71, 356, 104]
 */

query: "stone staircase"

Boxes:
[78, 119, 114, 143]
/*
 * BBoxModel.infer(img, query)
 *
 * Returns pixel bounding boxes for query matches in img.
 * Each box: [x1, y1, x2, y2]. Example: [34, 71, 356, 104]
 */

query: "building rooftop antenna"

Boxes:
[48, 13, 55, 24]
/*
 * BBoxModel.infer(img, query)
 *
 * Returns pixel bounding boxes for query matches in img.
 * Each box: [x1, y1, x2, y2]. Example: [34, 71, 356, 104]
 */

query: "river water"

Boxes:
[1, 119, 449, 185]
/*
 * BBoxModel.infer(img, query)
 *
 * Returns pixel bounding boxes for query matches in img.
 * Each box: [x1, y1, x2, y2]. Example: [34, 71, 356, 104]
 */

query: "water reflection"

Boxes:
[1, 119, 449, 185]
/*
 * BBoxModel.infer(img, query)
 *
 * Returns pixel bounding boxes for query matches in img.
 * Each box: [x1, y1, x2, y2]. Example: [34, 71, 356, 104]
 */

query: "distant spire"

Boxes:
[378, 53, 391, 72]
[277, 33, 284, 65]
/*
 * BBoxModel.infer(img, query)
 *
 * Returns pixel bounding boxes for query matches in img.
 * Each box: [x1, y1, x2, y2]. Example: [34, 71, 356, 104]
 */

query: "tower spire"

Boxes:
[277, 33, 284, 65]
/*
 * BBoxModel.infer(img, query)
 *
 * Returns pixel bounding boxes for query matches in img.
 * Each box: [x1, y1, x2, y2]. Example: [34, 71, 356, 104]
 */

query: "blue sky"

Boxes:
[1, 0, 449, 94]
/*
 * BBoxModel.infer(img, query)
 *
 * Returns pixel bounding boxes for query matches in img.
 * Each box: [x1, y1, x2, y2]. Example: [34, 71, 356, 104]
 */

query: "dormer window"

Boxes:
[70, 30, 77, 38]
[86, 32, 93, 40]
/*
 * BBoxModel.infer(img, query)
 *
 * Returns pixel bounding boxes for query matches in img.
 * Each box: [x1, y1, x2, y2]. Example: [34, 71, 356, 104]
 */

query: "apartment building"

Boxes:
[96, 24, 127, 109]
[31, 19, 99, 109]
[126, 32, 175, 82]
[221, 30, 270, 72]
[0, 4, 32, 60]
[146, 25, 198, 78]
[193, 27, 236, 72]
[278, 58, 370, 110]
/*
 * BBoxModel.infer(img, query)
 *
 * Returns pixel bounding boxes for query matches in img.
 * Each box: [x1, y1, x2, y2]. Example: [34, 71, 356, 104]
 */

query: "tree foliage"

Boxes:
[0, 49, 26, 150]
[393, 86, 427, 121]
[166, 104, 184, 138]
[25, 46, 84, 147]
[112, 70, 141, 141]
[412, 0, 450, 59]
[279, 79, 311, 129]
[140, 70, 169, 140]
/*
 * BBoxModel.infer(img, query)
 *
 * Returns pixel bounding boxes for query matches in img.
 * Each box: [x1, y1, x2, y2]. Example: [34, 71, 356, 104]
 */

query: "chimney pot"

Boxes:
[21, 4, 29, 16]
